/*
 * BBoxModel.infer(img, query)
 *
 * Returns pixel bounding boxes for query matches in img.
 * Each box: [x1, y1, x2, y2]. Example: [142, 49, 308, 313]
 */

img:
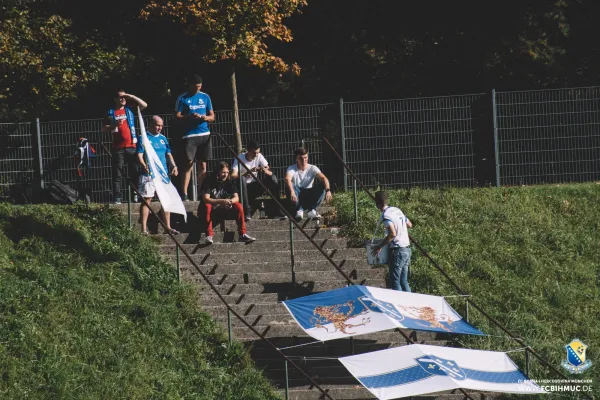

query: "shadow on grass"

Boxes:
[3, 215, 118, 262]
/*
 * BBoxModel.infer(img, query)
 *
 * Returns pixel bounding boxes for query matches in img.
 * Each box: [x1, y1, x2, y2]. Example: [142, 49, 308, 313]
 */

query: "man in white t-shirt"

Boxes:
[371, 191, 413, 292]
[231, 140, 284, 221]
[285, 147, 332, 221]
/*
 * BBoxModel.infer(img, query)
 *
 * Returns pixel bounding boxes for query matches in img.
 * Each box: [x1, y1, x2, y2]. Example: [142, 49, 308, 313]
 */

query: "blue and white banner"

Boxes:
[282, 286, 483, 341]
[138, 108, 187, 221]
[339, 344, 544, 399]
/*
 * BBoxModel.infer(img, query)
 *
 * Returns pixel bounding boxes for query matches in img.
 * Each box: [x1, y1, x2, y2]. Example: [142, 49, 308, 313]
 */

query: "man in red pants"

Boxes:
[199, 161, 256, 244]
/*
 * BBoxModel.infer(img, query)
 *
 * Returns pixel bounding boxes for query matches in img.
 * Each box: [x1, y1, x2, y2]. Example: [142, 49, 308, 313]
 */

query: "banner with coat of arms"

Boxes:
[282, 285, 483, 341]
[339, 344, 545, 399]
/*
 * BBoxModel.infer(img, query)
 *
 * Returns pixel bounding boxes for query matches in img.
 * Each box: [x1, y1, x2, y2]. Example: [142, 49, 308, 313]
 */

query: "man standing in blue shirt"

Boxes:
[136, 116, 180, 235]
[174, 74, 215, 201]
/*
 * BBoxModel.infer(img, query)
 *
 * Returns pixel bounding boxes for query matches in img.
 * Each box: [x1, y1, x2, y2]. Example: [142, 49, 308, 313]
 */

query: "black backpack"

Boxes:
[44, 180, 89, 204]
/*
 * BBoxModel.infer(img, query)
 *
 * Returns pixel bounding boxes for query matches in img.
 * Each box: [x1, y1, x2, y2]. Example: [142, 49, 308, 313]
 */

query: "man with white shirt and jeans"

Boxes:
[285, 147, 332, 221]
[371, 191, 413, 292]
[231, 140, 284, 220]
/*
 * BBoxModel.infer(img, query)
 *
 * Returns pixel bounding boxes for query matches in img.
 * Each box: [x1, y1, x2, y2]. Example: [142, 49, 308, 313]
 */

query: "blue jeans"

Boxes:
[286, 181, 325, 212]
[389, 247, 411, 292]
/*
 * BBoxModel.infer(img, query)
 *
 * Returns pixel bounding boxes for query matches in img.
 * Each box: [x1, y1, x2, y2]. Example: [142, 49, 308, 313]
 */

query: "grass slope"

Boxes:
[0, 204, 279, 400]
[334, 183, 599, 398]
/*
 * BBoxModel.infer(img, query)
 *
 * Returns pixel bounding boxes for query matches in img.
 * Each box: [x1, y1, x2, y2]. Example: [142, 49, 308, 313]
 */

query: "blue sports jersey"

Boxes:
[136, 133, 171, 176]
[175, 91, 213, 138]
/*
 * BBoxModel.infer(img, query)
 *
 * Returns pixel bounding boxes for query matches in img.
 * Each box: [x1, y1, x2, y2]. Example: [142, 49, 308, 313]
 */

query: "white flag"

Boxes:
[282, 285, 483, 341]
[339, 344, 545, 399]
[137, 108, 187, 221]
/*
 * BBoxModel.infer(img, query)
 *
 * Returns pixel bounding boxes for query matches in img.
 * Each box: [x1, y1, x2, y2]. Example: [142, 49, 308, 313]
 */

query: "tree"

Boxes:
[0, 5, 131, 121]
[141, 0, 307, 152]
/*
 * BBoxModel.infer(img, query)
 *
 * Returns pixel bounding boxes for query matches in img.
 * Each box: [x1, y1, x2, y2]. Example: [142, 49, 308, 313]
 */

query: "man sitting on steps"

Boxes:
[231, 140, 286, 221]
[285, 147, 332, 221]
[199, 161, 256, 244]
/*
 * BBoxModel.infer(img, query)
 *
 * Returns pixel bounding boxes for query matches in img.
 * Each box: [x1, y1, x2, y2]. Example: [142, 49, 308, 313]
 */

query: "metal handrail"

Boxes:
[322, 137, 592, 400]
[212, 131, 355, 286]
[97, 141, 336, 400]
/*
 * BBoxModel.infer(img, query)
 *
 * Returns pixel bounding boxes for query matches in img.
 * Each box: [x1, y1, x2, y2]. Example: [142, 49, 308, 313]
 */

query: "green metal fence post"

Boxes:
[284, 360, 290, 400]
[465, 298, 469, 323]
[227, 309, 233, 345]
[35, 118, 44, 192]
[289, 219, 296, 284]
[176, 246, 181, 283]
[525, 348, 530, 377]
[353, 178, 358, 223]
[340, 98, 347, 191]
[492, 89, 501, 187]
[127, 169, 132, 228]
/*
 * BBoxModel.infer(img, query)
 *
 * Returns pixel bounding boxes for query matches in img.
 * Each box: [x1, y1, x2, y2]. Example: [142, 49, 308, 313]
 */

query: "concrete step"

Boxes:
[129, 213, 330, 232]
[110, 201, 335, 215]
[151, 227, 342, 243]
[183, 268, 385, 285]
[165, 248, 366, 265]
[188, 278, 387, 295]
[178, 259, 371, 274]
[202, 302, 290, 316]
[156, 238, 353, 254]
[277, 387, 491, 400]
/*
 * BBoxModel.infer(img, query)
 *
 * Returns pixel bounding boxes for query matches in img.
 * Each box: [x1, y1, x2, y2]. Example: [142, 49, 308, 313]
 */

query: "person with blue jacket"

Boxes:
[103, 89, 147, 204]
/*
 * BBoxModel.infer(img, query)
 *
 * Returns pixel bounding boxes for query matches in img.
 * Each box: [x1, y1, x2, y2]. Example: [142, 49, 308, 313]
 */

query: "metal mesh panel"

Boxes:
[37, 104, 331, 202]
[236, 104, 333, 195]
[343, 95, 485, 189]
[0, 122, 34, 200]
[496, 87, 600, 185]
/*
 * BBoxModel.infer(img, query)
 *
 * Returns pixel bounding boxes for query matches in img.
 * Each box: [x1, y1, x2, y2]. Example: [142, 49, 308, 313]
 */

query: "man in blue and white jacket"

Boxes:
[174, 74, 215, 201]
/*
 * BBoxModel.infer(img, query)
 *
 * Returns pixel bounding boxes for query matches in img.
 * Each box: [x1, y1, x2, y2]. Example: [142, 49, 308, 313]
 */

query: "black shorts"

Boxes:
[182, 135, 212, 163]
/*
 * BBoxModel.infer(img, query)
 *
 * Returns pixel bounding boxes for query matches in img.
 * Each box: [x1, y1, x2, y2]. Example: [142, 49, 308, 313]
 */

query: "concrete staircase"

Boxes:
[113, 200, 490, 400]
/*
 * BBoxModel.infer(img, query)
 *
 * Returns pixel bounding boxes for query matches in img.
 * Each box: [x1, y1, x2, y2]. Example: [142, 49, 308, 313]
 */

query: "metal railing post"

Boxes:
[353, 178, 358, 223]
[289, 219, 296, 284]
[340, 98, 347, 191]
[284, 360, 290, 400]
[492, 89, 501, 187]
[176, 246, 181, 283]
[35, 118, 44, 191]
[227, 309, 233, 345]
[127, 168, 132, 228]
[192, 162, 198, 201]
[525, 348, 530, 377]
[465, 298, 469, 323]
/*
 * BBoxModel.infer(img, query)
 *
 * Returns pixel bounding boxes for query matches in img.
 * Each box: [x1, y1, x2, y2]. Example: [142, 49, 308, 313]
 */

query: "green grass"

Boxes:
[333, 183, 599, 398]
[0, 203, 280, 400]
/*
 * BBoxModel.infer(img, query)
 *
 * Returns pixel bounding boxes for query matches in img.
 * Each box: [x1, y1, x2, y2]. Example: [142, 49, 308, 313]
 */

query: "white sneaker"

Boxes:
[295, 210, 304, 221]
[205, 236, 213, 244]
[307, 210, 321, 219]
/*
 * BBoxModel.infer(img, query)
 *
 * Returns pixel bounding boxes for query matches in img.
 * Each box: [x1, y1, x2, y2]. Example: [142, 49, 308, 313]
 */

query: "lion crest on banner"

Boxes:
[397, 305, 457, 332]
[311, 301, 371, 334]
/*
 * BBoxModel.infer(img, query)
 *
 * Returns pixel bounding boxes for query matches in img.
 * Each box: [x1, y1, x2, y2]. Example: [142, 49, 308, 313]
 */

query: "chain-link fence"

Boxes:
[2, 86, 599, 203]
[495, 87, 600, 185]
[343, 94, 488, 189]
[0, 122, 35, 201]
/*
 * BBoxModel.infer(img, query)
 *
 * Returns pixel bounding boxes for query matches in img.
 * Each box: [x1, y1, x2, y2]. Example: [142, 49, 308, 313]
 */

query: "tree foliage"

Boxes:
[140, 0, 306, 75]
[0, 6, 130, 121]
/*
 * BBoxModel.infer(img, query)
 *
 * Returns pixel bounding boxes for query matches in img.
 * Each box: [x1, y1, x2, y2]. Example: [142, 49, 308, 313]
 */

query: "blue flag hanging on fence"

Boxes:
[282, 285, 483, 341]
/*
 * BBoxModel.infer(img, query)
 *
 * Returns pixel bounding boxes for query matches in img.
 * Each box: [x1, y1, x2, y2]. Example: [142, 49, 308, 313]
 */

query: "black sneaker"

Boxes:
[239, 234, 256, 243]
[182, 194, 189, 202]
